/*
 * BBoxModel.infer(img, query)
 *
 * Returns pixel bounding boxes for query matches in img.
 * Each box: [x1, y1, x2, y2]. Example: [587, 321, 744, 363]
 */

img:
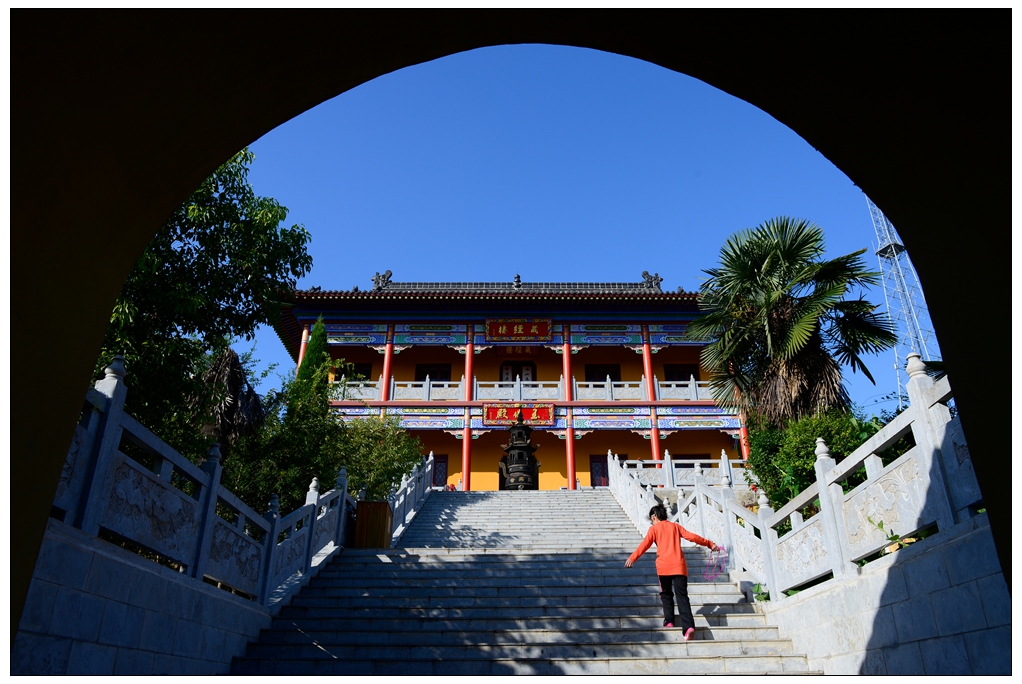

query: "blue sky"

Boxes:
[238, 44, 911, 415]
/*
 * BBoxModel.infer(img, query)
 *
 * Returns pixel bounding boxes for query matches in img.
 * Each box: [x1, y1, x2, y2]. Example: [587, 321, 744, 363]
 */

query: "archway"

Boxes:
[12, 13, 1008, 639]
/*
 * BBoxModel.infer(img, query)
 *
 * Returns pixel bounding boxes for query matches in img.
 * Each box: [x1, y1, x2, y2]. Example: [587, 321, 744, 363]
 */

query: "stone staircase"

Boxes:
[232, 490, 816, 675]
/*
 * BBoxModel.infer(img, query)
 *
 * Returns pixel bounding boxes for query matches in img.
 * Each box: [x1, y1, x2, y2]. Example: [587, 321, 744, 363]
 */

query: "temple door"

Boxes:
[589, 454, 610, 487]
[432, 454, 449, 488]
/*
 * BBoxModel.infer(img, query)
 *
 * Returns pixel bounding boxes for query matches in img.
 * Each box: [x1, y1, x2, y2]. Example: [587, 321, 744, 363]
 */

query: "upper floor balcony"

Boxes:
[332, 374, 714, 403]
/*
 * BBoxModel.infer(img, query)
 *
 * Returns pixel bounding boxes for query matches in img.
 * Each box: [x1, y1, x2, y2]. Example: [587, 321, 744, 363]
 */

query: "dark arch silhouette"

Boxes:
[12, 13, 1008, 640]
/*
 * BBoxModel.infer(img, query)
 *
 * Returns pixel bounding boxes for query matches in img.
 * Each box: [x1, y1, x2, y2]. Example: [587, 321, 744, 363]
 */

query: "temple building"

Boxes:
[274, 271, 746, 491]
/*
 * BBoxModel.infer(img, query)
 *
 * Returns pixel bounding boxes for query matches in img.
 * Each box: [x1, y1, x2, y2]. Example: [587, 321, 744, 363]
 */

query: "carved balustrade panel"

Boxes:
[522, 384, 560, 401]
[843, 453, 930, 561]
[477, 385, 514, 401]
[612, 384, 644, 400]
[100, 454, 202, 566]
[940, 416, 983, 512]
[632, 468, 665, 487]
[658, 383, 693, 400]
[269, 526, 310, 590]
[343, 385, 380, 401]
[205, 519, 264, 596]
[393, 385, 426, 400]
[575, 386, 608, 400]
[428, 385, 462, 400]
[774, 518, 830, 591]
[54, 416, 98, 518]
[730, 523, 766, 582]
[312, 505, 338, 556]
[703, 502, 727, 547]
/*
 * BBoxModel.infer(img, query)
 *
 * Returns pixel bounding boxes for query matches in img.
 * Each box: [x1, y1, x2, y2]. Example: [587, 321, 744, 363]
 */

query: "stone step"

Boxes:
[280, 601, 752, 617]
[242, 637, 800, 661]
[265, 613, 771, 632]
[232, 654, 815, 676]
[305, 578, 738, 592]
[232, 488, 810, 677]
[278, 603, 755, 620]
[255, 625, 782, 645]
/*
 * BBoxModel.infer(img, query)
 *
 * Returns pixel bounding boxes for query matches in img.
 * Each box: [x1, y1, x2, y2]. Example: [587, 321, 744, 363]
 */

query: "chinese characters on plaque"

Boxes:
[482, 403, 555, 426]
[484, 318, 552, 342]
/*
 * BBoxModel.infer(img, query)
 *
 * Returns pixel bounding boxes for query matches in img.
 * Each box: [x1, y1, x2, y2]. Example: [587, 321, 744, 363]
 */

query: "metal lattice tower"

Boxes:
[865, 196, 941, 409]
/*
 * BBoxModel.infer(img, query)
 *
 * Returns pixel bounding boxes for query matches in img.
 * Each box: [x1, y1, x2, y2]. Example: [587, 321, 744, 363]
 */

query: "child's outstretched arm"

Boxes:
[679, 526, 718, 551]
[624, 527, 656, 568]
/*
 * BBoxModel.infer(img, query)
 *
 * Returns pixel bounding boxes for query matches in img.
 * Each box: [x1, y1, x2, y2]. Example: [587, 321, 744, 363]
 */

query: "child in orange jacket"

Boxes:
[625, 503, 719, 640]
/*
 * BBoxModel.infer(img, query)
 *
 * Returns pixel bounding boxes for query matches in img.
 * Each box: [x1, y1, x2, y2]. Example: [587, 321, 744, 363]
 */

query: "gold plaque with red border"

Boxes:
[482, 403, 555, 426]
[484, 318, 553, 342]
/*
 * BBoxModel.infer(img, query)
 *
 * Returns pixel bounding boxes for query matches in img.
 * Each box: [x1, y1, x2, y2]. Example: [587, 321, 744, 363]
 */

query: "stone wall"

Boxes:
[12, 519, 272, 675]
[758, 513, 1010, 675]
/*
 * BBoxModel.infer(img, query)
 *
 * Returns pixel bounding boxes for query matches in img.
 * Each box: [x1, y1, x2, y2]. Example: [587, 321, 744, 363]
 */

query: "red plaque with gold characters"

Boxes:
[482, 403, 555, 426]
[484, 318, 552, 342]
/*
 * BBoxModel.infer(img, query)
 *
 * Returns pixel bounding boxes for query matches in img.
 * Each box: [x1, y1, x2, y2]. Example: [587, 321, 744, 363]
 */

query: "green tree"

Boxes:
[296, 317, 331, 384]
[223, 348, 423, 512]
[688, 217, 897, 424]
[339, 417, 424, 502]
[97, 148, 312, 457]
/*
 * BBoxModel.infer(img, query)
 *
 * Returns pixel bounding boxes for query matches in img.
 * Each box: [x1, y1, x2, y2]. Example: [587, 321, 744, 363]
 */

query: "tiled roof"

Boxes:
[297, 271, 696, 298]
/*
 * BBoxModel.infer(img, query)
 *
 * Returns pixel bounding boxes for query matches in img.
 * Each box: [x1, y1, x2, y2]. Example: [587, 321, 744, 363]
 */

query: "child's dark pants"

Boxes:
[658, 575, 695, 630]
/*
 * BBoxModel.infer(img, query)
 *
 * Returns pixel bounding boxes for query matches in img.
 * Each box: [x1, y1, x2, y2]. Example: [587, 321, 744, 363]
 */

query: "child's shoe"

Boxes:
[684, 628, 696, 641]
[663, 621, 674, 628]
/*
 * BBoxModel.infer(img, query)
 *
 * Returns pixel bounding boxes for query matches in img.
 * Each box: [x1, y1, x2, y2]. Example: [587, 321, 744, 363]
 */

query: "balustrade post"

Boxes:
[515, 375, 523, 401]
[377, 375, 384, 401]
[905, 353, 958, 529]
[718, 483, 737, 571]
[606, 375, 613, 401]
[693, 467, 707, 538]
[558, 375, 564, 401]
[335, 467, 349, 547]
[260, 494, 282, 605]
[663, 449, 676, 488]
[302, 478, 321, 573]
[689, 374, 698, 400]
[757, 491, 782, 602]
[653, 374, 661, 401]
[424, 375, 431, 401]
[473, 375, 479, 401]
[76, 356, 129, 533]
[719, 449, 733, 488]
[192, 443, 223, 581]
[813, 438, 856, 578]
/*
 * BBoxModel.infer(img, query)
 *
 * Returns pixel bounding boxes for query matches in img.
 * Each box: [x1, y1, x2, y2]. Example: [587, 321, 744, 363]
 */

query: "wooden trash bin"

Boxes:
[353, 501, 393, 548]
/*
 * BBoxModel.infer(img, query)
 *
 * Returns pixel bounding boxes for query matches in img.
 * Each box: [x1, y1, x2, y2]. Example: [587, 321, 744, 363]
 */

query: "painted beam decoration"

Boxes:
[484, 318, 553, 343]
[324, 323, 388, 345]
[649, 323, 698, 346]
[394, 324, 468, 345]
[482, 403, 555, 426]
[570, 324, 642, 345]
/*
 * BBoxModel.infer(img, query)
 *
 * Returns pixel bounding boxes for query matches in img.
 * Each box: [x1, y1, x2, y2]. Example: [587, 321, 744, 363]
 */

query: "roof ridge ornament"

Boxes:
[371, 269, 393, 291]
[641, 270, 663, 293]
[513, 273, 522, 290]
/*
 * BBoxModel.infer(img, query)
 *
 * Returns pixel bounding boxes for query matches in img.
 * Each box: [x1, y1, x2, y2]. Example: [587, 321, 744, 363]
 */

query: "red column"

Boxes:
[462, 325, 474, 491]
[462, 417, 472, 492]
[380, 324, 394, 402]
[562, 325, 576, 489]
[296, 323, 311, 371]
[464, 325, 474, 401]
[642, 325, 662, 461]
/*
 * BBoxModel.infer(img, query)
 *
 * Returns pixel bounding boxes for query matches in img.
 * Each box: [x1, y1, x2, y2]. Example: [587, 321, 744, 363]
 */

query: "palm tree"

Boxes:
[688, 217, 897, 424]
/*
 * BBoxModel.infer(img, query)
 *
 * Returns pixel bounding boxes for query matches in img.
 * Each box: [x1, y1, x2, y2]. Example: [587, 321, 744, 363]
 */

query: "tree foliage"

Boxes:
[222, 346, 423, 512]
[746, 409, 913, 509]
[688, 217, 897, 424]
[97, 148, 312, 457]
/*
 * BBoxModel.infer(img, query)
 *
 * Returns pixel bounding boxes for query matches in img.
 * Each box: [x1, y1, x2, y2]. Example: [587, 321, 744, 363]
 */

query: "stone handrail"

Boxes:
[475, 376, 564, 402]
[573, 376, 646, 402]
[52, 357, 356, 610]
[332, 375, 382, 401]
[389, 452, 435, 546]
[390, 375, 465, 401]
[645, 353, 982, 603]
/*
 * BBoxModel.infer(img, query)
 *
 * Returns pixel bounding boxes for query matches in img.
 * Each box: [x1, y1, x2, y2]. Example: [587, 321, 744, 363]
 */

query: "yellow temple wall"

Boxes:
[571, 346, 646, 382]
